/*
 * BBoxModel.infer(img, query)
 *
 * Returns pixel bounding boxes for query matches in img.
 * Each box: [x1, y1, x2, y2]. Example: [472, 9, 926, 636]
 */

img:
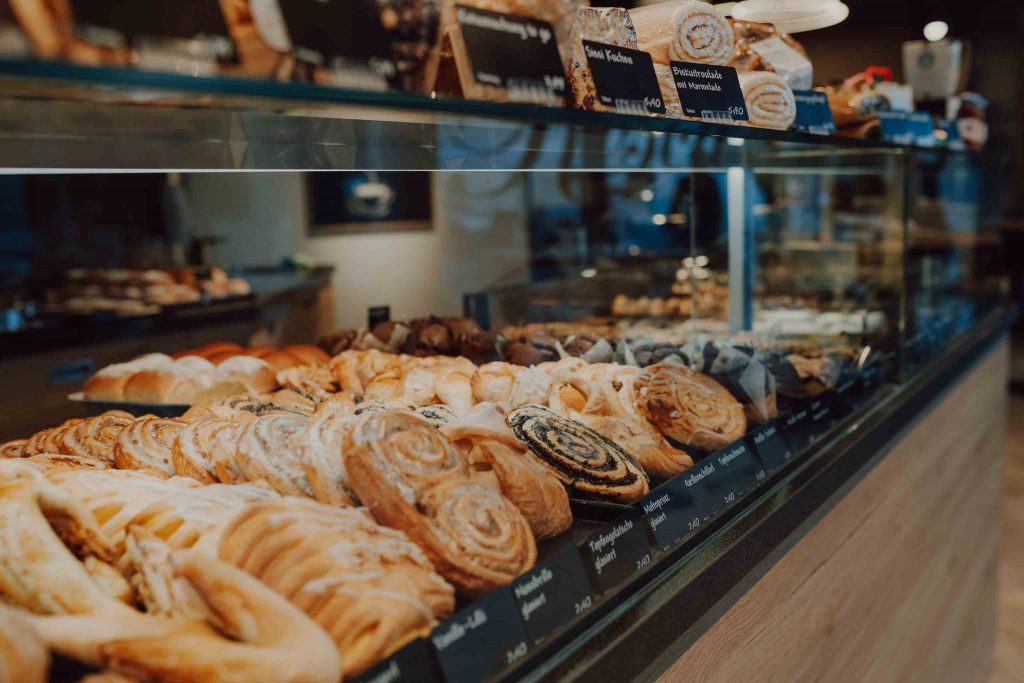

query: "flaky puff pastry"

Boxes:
[345, 411, 536, 596]
[219, 498, 454, 678]
[0, 461, 341, 683]
[441, 403, 571, 540]
[635, 363, 747, 452]
[0, 603, 49, 683]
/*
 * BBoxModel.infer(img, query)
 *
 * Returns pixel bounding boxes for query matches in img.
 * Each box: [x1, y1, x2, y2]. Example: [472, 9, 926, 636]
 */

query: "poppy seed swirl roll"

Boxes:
[508, 404, 649, 503]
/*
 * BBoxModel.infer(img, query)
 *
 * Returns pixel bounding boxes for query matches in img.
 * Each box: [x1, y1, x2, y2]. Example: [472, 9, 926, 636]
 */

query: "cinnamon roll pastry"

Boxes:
[0, 439, 26, 458]
[113, 418, 185, 478]
[42, 419, 83, 454]
[219, 498, 454, 677]
[441, 403, 572, 540]
[299, 412, 358, 506]
[329, 349, 403, 395]
[0, 603, 48, 683]
[414, 479, 537, 597]
[344, 411, 471, 501]
[205, 393, 299, 420]
[739, 71, 796, 130]
[234, 413, 314, 497]
[196, 419, 249, 485]
[632, 0, 734, 66]
[353, 398, 413, 416]
[635, 363, 747, 452]
[171, 419, 240, 484]
[508, 404, 649, 503]
[313, 392, 358, 417]
[60, 411, 134, 464]
[22, 428, 54, 457]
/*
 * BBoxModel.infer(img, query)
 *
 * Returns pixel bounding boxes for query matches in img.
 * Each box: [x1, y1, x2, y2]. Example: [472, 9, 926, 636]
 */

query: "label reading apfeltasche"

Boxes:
[792, 90, 837, 135]
[349, 638, 438, 683]
[432, 587, 530, 682]
[511, 545, 594, 645]
[669, 61, 749, 122]
[582, 40, 666, 114]
[641, 482, 702, 550]
[750, 420, 791, 471]
[455, 5, 567, 97]
[580, 508, 652, 593]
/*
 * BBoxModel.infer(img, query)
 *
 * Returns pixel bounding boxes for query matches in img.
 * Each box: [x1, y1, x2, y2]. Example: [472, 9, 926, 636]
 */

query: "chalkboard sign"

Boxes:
[455, 4, 567, 97]
[307, 172, 431, 236]
[432, 587, 530, 681]
[750, 420, 791, 471]
[781, 406, 812, 454]
[350, 638, 439, 683]
[580, 508, 653, 594]
[703, 438, 763, 514]
[641, 479, 703, 550]
[669, 61, 748, 122]
[277, 0, 393, 68]
[582, 40, 665, 114]
[69, 0, 236, 61]
[512, 545, 595, 644]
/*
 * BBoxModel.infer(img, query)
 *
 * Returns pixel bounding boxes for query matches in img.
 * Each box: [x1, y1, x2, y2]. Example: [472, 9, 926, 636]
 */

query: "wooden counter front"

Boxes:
[658, 340, 1008, 683]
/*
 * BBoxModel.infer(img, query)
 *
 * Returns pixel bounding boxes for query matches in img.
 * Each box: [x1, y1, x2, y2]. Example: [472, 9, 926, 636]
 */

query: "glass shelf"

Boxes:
[0, 58, 997, 173]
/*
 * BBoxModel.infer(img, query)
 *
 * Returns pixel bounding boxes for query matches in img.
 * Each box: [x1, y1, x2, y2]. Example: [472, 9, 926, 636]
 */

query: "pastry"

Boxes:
[172, 419, 232, 484]
[344, 411, 470, 499]
[298, 412, 358, 506]
[219, 498, 454, 677]
[631, 0, 734, 66]
[22, 428, 54, 457]
[113, 418, 185, 478]
[441, 403, 572, 539]
[234, 413, 314, 497]
[260, 349, 306, 373]
[42, 418, 83, 454]
[471, 362, 521, 406]
[739, 71, 796, 130]
[59, 411, 134, 463]
[83, 354, 174, 402]
[329, 349, 404, 396]
[508, 404, 650, 502]
[25, 454, 108, 470]
[282, 344, 330, 366]
[0, 603, 48, 683]
[277, 364, 338, 402]
[580, 414, 694, 480]
[0, 439, 26, 458]
[414, 404, 461, 428]
[635, 363, 747, 452]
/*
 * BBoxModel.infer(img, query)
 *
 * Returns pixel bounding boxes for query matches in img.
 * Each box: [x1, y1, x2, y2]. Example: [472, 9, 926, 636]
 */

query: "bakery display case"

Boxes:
[0, 8, 1013, 683]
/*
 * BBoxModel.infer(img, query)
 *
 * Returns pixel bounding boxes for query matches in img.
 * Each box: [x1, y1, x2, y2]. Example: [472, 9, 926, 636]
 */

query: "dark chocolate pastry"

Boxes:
[457, 330, 500, 364]
[371, 320, 400, 344]
[508, 404, 649, 503]
[442, 316, 482, 339]
[503, 340, 559, 367]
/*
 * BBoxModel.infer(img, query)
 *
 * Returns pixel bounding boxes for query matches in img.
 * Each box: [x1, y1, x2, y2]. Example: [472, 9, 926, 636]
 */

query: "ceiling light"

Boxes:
[581, 268, 597, 279]
[640, 189, 654, 202]
[923, 20, 949, 42]
[652, 214, 667, 226]
[731, 0, 849, 33]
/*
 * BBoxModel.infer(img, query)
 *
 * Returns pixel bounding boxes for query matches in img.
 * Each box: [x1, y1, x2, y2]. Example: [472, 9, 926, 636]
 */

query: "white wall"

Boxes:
[187, 171, 531, 330]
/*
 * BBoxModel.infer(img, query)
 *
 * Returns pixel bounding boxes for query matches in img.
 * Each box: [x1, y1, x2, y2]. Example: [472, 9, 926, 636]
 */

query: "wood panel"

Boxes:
[659, 340, 1009, 683]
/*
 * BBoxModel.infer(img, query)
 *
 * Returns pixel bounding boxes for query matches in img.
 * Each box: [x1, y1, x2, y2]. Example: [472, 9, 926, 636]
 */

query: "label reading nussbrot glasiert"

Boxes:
[669, 61, 749, 122]
[431, 586, 530, 681]
[455, 4, 567, 97]
[582, 40, 666, 114]
[580, 508, 652, 593]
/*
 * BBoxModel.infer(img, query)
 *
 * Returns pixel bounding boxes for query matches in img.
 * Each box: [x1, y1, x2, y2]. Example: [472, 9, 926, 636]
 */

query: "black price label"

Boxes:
[877, 110, 936, 147]
[704, 438, 763, 512]
[432, 586, 530, 681]
[641, 480, 703, 550]
[368, 305, 391, 329]
[675, 458, 724, 519]
[792, 90, 837, 135]
[669, 61, 748, 123]
[582, 40, 665, 114]
[860, 365, 882, 394]
[806, 393, 836, 444]
[580, 508, 652, 594]
[350, 638, 438, 683]
[512, 545, 594, 644]
[455, 4, 567, 97]
[781, 406, 812, 454]
[834, 377, 858, 417]
[750, 420, 791, 471]
[69, 0, 235, 61]
[277, 0, 394, 78]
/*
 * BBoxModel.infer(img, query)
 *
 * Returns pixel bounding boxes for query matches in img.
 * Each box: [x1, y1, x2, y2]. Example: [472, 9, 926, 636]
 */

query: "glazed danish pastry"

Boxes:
[60, 411, 134, 463]
[508, 404, 650, 502]
[234, 413, 314, 497]
[635, 362, 747, 452]
[298, 411, 358, 506]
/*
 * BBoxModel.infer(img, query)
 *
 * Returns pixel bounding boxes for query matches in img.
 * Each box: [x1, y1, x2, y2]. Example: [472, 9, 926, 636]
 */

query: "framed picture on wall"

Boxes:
[306, 172, 432, 235]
